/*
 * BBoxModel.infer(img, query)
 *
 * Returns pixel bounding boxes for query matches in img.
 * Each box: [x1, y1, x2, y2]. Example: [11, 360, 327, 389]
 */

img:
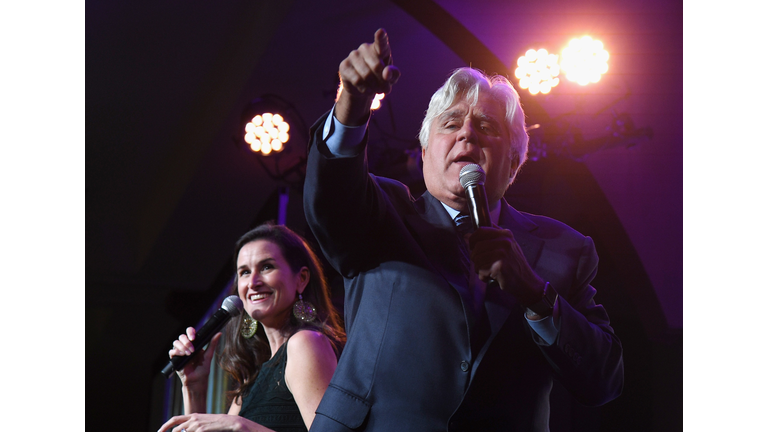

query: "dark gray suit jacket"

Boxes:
[303, 113, 623, 432]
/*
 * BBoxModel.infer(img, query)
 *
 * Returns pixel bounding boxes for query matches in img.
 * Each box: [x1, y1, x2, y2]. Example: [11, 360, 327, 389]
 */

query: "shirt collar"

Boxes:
[440, 199, 501, 225]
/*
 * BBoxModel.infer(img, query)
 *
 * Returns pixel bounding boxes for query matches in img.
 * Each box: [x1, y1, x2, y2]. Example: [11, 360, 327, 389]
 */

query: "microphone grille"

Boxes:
[221, 295, 244, 316]
[459, 163, 486, 189]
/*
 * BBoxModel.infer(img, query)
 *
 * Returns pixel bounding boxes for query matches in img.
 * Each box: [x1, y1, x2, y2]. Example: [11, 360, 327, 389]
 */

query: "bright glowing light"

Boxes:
[244, 110, 290, 154]
[560, 36, 610, 86]
[271, 139, 283, 152]
[371, 93, 385, 110]
[515, 48, 560, 95]
[337, 81, 385, 110]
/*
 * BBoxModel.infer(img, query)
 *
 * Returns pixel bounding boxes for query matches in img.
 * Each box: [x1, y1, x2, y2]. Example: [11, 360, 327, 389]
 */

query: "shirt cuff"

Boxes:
[322, 104, 368, 157]
[525, 301, 560, 346]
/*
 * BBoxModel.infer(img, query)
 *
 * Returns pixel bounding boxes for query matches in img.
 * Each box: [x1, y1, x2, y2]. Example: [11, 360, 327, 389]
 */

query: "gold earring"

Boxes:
[240, 314, 258, 338]
[293, 293, 317, 323]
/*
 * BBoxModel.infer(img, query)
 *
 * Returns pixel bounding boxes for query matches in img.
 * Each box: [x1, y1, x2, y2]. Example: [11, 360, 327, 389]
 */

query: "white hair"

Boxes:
[418, 68, 529, 183]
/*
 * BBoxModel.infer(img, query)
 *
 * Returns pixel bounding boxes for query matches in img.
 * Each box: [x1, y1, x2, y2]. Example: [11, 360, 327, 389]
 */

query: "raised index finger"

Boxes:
[374, 28, 391, 65]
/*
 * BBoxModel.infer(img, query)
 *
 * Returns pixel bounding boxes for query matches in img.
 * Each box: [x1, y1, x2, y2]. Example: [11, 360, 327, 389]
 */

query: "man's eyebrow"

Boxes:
[438, 108, 501, 125]
[438, 109, 465, 121]
[474, 110, 500, 124]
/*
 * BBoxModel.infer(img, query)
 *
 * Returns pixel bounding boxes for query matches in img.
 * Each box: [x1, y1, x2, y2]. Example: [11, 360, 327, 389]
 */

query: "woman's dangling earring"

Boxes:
[293, 293, 317, 323]
[240, 313, 258, 339]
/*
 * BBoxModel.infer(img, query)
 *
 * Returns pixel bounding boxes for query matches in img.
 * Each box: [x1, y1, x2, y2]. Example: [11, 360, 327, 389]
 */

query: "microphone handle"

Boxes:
[161, 308, 233, 378]
[466, 184, 491, 228]
[465, 183, 500, 289]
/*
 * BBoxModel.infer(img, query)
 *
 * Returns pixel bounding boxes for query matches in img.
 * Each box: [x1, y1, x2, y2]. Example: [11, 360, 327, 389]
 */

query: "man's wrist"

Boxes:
[525, 281, 557, 318]
[335, 90, 374, 126]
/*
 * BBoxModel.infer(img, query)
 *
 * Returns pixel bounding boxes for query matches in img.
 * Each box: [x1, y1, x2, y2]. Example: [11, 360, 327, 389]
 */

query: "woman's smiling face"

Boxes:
[236, 239, 308, 329]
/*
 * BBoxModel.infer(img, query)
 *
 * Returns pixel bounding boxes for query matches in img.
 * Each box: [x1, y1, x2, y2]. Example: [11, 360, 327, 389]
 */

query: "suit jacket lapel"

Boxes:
[403, 191, 470, 293]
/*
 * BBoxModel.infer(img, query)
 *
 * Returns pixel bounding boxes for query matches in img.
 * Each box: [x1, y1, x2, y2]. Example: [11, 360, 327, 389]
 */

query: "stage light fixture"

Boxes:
[243, 109, 291, 156]
[371, 93, 385, 110]
[237, 95, 310, 189]
[560, 36, 609, 86]
[515, 48, 560, 95]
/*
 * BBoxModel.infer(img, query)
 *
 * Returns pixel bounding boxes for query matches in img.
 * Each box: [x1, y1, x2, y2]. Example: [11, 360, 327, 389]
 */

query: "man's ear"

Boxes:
[509, 153, 520, 181]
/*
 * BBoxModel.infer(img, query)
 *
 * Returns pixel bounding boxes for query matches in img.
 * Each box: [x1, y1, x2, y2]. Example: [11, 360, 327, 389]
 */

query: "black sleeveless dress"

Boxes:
[238, 340, 307, 432]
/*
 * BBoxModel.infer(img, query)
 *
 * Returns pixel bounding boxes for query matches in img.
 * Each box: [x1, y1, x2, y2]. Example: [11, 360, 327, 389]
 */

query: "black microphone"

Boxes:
[459, 163, 491, 229]
[459, 163, 500, 290]
[161, 295, 244, 378]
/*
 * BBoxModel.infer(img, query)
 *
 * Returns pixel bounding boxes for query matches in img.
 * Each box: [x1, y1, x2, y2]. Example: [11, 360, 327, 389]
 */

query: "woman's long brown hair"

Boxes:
[218, 223, 345, 402]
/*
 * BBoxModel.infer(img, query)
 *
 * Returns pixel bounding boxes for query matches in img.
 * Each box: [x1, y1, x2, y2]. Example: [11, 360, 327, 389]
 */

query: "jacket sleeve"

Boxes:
[303, 111, 390, 278]
[537, 234, 624, 406]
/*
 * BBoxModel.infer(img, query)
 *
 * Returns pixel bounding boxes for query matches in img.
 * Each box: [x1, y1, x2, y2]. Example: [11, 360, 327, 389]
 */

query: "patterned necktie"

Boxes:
[453, 212, 474, 267]
[454, 213, 473, 236]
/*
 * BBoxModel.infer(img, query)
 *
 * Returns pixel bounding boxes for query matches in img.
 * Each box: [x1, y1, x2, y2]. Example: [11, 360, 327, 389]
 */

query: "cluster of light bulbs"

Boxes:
[515, 48, 560, 95]
[515, 36, 610, 95]
[244, 113, 290, 155]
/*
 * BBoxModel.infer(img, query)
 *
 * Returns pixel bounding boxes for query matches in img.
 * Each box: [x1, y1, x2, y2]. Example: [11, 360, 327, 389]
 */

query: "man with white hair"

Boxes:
[303, 29, 623, 432]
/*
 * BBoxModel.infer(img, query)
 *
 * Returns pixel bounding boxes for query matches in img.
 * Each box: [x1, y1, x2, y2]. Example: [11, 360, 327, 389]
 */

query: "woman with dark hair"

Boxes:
[159, 223, 345, 432]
